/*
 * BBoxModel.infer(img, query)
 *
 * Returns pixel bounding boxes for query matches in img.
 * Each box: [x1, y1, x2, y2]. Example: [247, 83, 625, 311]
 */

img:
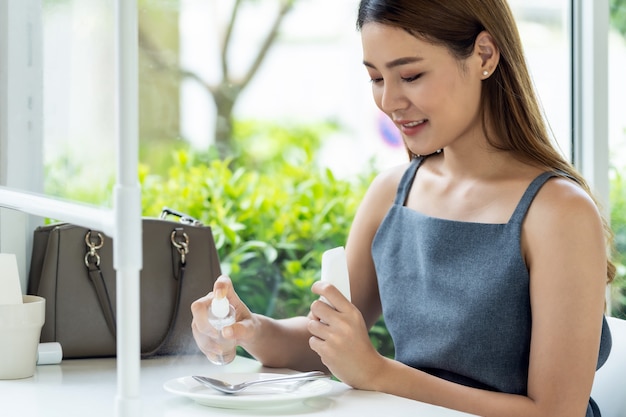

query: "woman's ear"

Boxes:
[475, 31, 500, 78]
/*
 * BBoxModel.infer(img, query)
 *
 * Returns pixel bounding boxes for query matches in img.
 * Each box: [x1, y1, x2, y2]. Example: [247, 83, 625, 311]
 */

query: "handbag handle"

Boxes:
[84, 226, 190, 357]
[85, 231, 117, 336]
[140, 227, 189, 357]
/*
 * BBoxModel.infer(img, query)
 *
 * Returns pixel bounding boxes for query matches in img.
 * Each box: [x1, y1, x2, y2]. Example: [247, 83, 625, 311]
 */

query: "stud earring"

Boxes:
[483, 70, 489, 76]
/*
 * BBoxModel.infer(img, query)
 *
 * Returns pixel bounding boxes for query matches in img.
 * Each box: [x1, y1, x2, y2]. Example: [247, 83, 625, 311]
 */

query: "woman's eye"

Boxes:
[402, 74, 422, 82]
[368, 73, 421, 84]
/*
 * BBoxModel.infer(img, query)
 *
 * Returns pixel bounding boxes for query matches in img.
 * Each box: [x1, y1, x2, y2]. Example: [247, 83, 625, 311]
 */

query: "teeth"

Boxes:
[403, 120, 425, 127]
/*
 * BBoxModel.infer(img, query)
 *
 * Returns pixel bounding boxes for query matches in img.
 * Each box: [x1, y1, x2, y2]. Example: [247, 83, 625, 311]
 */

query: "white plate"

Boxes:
[163, 372, 333, 409]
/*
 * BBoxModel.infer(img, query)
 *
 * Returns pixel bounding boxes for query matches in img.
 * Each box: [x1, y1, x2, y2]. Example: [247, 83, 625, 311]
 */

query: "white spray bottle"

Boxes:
[207, 295, 236, 365]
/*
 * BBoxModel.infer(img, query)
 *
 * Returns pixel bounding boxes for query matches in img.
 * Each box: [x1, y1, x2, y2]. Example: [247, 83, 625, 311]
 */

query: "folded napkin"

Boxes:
[0, 254, 23, 305]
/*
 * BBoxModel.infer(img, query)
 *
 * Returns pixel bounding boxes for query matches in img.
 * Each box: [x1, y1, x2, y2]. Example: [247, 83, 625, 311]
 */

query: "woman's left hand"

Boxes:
[307, 280, 385, 389]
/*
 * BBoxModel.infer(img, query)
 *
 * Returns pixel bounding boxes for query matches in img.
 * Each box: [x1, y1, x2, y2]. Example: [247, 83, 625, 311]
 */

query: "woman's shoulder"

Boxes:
[355, 162, 413, 222]
[530, 174, 601, 221]
[371, 161, 413, 188]
[524, 173, 604, 249]
[366, 161, 412, 198]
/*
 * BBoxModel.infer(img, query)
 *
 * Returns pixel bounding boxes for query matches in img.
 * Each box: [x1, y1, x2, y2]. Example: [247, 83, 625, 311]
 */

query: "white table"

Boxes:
[1, 354, 475, 417]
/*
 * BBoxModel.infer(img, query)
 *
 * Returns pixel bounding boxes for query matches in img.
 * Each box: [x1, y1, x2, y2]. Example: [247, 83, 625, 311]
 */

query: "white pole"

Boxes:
[113, 0, 142, 416]
[572, 0, 609, 205]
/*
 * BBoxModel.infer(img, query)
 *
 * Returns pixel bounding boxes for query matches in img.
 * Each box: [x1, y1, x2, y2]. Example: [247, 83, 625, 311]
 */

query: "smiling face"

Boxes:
[361, 22, 492, 156]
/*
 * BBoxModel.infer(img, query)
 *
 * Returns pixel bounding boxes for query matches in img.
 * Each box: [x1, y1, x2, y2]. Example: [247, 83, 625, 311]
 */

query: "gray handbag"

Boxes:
[27, 208, 221, 358]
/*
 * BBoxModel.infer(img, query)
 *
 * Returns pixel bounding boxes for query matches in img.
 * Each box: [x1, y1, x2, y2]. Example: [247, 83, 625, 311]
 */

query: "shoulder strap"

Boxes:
[86, 265, 117, 336]
[509, 172, 558, 224]
[84, 230, 117, 336]
[394, 157, 424, 205]
[140, 227, 188, 358]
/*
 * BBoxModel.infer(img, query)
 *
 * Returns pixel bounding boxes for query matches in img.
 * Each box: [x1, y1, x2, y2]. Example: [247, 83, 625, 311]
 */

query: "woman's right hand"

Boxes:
[191, 275, 255, 359]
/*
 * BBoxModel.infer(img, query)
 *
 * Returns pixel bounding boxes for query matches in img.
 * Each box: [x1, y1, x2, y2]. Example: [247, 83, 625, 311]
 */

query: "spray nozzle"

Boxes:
[211, 295, 230, 319]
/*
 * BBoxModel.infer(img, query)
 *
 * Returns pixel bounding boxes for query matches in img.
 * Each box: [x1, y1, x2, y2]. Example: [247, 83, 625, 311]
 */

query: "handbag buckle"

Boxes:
[170, 229, 189, 265]
[84, 231, 104, 267]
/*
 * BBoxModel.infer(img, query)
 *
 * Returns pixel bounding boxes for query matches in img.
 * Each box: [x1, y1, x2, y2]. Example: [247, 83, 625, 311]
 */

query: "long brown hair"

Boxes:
[357, 0, 615, 285]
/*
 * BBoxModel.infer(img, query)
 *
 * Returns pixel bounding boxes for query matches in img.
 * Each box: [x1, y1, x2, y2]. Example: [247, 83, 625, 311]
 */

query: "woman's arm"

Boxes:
[191, 276, 325, 371]
[522, 176, 607, 416]
[192, 164, 406, 372]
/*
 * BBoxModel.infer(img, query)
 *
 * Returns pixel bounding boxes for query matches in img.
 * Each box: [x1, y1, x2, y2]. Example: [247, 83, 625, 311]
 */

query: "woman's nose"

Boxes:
[379, 82, 409, 114]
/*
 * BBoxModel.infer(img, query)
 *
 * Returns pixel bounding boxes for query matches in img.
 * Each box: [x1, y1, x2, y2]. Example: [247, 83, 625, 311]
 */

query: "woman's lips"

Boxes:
[396, 119, 428, 135]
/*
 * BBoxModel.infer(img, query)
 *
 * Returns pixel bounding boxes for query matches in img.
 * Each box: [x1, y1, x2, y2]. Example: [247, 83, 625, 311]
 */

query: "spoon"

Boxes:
[192, 370, 328, 394]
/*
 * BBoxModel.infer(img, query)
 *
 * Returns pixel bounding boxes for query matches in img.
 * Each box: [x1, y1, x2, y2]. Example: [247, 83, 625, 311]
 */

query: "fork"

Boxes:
[192, 370, 328, 394]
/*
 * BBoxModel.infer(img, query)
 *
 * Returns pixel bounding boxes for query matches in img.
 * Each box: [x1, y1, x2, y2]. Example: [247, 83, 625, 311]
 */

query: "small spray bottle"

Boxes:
[207, 294, 237, 365]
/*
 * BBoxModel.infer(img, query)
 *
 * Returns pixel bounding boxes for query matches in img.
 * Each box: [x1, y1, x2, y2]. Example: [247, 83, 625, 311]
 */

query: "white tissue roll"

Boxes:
[37, 342, 63, 365]
[320, 246, 351, 307]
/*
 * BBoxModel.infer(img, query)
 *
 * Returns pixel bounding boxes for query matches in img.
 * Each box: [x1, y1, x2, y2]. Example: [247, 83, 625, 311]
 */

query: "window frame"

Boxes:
[0, 1, 143, 414]
[570, 0, 612, 310]
[571, 0, 610, 210]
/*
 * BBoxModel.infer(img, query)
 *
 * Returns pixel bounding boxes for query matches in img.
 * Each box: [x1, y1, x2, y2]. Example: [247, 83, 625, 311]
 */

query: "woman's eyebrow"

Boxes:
[363, 56, 424, 70]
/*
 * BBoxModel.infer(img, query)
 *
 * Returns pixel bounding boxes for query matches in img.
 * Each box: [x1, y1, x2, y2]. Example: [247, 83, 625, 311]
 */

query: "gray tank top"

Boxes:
[372, 157, 611, 416]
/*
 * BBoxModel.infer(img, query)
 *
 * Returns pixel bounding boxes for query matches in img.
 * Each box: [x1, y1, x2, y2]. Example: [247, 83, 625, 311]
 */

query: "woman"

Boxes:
[191, 1, 613, 416]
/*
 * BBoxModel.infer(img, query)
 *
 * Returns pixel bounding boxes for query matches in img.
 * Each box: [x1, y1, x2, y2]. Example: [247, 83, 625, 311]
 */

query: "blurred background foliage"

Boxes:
[611, 0, 626, 38]
[609, 168, 626, 318]
[611, 0, 626, 318]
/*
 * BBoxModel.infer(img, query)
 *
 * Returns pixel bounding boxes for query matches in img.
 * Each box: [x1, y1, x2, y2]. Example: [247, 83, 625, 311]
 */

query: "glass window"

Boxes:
[42, 0, 116, 205]
[510, 0, 572, 160]
[40, 0, 572, 195]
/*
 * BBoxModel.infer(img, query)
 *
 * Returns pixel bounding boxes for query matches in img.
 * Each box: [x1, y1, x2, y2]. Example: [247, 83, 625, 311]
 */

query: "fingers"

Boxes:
[307, 288, 381, 388]
[213, 275, 250, 317]
[190, 277, 222, 331]
[191, 275, 236, 348]
[191, 319, 220, 356]
[309, 297, 337, 327]
[191, 274, 258, 359]
[190, 275, 238, 328]
[311, 280, 351, 312]
[308, 279, 354, 341]
[307, 298, 356, 377]
[213, 275, 234, 298]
